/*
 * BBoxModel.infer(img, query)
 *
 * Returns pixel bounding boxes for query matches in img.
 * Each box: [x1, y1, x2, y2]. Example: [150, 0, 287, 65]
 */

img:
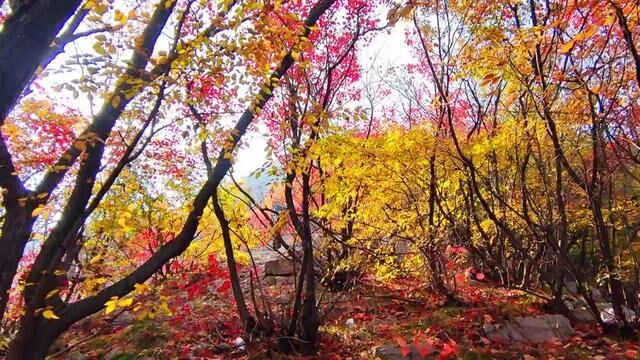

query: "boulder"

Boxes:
[275, 276, 296, 286]
[113, 310, 134, 326]
[600, 305, 637, 324]
[572, 307, 598, 322]
[483, 314, 574, 344]
[264, 258, 294, 276]
[373, 344, 436, 360]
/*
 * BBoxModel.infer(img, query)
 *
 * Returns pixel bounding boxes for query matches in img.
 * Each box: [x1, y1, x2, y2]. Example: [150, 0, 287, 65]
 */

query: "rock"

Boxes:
[565, 281, 579, 294]
[113, 310, 134, 326]
[264, 258, 294, 276]
[573, 307, 598, 322]
[601, 305, 637, 324]
[373, 344, 436, 360]
[272, 294, 291, 305]
[565, 300, 637, 324]
[234, 337, 246, 351]
[261, 275, 276, 287]
[275, 276, 296, 287]
[483, 314, 574, 344]
[346, 318, 356, 329]
[591, 288, 607, 303]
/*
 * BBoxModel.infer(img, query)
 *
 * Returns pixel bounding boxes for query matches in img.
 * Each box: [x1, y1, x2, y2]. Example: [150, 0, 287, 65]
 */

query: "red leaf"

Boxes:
[415, 342, 432, 356]
[395, 335, 410, 357]
[441, 340, 458, 357]
[400, 346, 410, 357]
[216, 280, 231, 293]
[413, 333, 434, 357]
[395, 334, 408, 348]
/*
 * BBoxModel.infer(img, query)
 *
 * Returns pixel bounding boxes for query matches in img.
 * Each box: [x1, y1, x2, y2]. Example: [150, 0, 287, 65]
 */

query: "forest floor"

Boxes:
[51, 252, 640, 360]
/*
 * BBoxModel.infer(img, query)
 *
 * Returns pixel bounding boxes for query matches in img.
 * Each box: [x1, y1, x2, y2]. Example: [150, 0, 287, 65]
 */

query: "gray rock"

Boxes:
[261, 275, 276, 287]
[275, 276, 296, 286]
[565, 301, 637, 324]
[113, 310, 134, 325]
[601, 305, 637, 324]
[264, 258, 294, 276]
[565, 281, 579, 294]
[272, 294, 291, 305]
[573, 307, 598, 322]
[373, 343, 436, 360]
[591, 288, 607, 303]
[483, 314, 574, 344]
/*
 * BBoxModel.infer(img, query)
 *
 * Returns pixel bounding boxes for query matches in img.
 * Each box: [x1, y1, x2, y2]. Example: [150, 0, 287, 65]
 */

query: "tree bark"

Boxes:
[212, 190, 253, 329]
[0, 0, 82, 123]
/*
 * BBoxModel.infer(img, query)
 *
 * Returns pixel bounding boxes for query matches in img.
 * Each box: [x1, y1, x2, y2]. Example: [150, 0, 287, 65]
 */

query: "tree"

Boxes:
[1, 0, 338, 357]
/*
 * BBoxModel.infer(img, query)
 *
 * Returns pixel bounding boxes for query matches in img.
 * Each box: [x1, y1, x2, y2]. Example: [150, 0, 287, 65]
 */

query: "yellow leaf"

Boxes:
[117, 298, 133, 307]
[43, 309, 60, 320]
[89, 255, 102, 264]
[93, 42, 108, 56]
[74, 140, 87, 152]
[134, 283, 148, 293]
[83, 0, 97, 10]
[105, 297, 118, 315]
[575, 26, 597, 41]
[46, 289, 59, 299]
[32, 206, 44, 218]
[559, 39, 575, 54]
[291, 50, 300, 61]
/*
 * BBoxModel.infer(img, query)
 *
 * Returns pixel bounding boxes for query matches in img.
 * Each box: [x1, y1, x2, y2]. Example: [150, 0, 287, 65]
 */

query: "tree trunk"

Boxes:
[0, 205, 34, 321]
[212, 191, 253, 329]
[297, 168, 319, 354]
[0, 0, 82, 123]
